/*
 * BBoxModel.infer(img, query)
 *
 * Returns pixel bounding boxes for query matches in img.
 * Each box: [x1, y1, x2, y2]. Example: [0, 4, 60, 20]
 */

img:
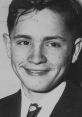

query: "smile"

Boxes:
[24, 68, 50, 76]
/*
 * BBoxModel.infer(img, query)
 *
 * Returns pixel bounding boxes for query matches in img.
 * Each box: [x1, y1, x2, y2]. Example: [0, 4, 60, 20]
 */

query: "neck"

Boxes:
[21, 84, 47, 102]
[21, 82, 66, 103]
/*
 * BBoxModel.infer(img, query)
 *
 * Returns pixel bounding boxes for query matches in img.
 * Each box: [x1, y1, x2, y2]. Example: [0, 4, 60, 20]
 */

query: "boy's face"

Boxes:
[4, 8, 81, 93]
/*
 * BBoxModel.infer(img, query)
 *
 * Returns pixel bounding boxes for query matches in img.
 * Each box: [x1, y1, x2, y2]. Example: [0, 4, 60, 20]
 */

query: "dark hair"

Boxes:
[7, 0, 82, 37]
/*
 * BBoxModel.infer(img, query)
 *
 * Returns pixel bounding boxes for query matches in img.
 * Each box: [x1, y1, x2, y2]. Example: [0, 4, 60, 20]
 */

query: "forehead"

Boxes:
[18, 8, 60, 23]
[12, 8, 72, 39]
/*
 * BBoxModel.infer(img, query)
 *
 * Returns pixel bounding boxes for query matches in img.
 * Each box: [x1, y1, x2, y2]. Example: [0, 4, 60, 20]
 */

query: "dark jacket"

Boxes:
[0, 81, 82, 117]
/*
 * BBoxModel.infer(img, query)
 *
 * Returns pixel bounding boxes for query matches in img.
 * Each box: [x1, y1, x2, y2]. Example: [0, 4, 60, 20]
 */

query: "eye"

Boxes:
[46, 41, 61, 48]
[17, 40, 31, 46]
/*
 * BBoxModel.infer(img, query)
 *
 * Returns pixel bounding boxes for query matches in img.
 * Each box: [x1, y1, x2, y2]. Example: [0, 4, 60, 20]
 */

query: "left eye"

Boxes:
[46, 42, 61, 48]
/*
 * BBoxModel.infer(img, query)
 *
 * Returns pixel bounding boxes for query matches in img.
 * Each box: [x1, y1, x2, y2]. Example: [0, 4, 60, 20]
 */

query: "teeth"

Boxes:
[31, 70, 43, 73]
[24, 69, 49, 76]
[30, 70, 47, 75]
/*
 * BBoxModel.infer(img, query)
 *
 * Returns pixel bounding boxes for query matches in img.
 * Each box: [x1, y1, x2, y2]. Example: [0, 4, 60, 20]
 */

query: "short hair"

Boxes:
[7, 0, 82, 38]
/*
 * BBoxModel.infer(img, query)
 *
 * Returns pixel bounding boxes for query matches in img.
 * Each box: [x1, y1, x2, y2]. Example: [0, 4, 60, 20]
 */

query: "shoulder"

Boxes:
[51, 81, 82, 117]
[65, 81, 82, 98]
[0, 89, 21, 109]
[0, 90, 21, 117]
[61, 81, 82, 112]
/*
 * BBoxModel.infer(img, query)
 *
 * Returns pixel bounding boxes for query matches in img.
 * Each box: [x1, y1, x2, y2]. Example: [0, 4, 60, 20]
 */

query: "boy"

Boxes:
[1, 0, 82, 117]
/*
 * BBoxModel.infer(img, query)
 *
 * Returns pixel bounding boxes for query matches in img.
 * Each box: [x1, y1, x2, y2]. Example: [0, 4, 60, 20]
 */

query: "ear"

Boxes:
[3, 33, 11, 59]
[72, 38, 82, 63]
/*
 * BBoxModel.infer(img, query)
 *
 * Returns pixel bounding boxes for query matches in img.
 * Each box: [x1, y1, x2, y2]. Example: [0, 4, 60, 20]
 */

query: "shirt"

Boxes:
[21, 82, 66, 117]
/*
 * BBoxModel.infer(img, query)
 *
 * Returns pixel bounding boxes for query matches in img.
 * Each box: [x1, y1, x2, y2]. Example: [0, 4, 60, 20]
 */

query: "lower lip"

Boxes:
[24, 68, 50, 76]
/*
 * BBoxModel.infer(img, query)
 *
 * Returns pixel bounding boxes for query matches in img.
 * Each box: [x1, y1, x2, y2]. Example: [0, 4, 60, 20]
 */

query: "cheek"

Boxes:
[46, 48, 72, 67]
[11, 48, 26, 65]
[10, 44, 32, 63]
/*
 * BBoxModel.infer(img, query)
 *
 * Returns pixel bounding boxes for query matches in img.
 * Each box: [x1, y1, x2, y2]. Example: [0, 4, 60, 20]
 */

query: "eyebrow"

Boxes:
[44, 36, 66, 42]
[13, 35, 32, 40]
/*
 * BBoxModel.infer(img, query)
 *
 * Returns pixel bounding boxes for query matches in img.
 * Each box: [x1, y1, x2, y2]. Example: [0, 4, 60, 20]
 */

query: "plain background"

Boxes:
[0, 0, 82, 99]
[0, 0, 20, 99]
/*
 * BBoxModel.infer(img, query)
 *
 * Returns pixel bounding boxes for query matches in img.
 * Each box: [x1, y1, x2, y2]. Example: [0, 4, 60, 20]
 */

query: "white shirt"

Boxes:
[21, 82, 66, 117]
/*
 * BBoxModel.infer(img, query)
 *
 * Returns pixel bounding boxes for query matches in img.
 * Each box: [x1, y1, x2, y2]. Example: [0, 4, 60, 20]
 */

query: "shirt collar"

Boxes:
[21, 81, 66, 117]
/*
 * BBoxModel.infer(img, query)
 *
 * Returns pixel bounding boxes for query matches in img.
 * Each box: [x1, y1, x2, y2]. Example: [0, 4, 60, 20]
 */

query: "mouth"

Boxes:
[23, 68, 50, 76]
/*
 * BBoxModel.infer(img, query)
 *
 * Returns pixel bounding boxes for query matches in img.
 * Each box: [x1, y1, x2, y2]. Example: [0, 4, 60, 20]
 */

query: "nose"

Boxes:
[27, 47, 47, 65]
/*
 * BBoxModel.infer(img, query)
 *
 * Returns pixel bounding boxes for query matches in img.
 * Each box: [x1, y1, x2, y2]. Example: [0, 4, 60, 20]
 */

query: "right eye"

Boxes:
[17, 40, 31, 46]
